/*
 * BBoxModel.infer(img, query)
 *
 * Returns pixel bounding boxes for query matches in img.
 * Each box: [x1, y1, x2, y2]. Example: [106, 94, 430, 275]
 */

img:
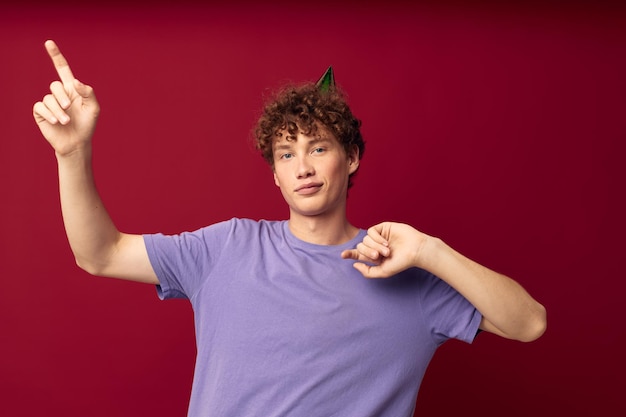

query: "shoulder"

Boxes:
[226, 218, 285, 235]
[198, 218, 287, 247]
[188, 217, 282, 235]
[147, 218, 286, 246]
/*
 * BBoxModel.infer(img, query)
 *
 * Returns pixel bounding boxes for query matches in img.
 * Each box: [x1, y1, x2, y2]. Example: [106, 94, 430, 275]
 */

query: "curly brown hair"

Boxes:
[254, 82, 365, 188]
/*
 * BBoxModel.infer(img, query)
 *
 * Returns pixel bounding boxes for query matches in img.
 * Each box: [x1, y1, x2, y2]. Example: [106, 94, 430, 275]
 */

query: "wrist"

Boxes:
[55, 142, 92, 162]
[414, 235, 445, 272]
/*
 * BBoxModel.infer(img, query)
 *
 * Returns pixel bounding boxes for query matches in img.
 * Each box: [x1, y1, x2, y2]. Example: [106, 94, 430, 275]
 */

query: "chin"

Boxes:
[288, 202, 324, 217]
[293, 208, 326, 217]
[291, 203, 342, 219]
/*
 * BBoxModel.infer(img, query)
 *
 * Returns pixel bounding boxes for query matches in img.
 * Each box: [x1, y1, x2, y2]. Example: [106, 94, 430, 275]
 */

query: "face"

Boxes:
[272, 127, 359, 220]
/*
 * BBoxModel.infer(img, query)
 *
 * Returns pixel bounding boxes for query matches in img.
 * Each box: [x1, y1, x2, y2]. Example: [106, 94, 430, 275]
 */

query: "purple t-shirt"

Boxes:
[144, 218, 481, 417]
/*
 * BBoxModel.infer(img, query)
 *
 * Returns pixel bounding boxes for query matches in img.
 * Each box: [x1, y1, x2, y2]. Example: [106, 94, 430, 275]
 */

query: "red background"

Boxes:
[1, 1, 624, 415]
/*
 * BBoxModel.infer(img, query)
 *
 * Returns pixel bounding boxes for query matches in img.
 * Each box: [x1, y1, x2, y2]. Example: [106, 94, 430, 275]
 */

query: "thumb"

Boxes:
[352, 262, 385, 279]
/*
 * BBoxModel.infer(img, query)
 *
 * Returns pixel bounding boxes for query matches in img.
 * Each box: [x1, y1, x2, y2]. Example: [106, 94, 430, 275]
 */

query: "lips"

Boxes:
[295, 182, 323, 194]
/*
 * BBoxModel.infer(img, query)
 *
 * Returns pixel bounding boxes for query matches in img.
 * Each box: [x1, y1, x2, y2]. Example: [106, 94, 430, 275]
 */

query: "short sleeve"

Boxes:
[143, 220, 233, 300]
[418, 269, 482, 346]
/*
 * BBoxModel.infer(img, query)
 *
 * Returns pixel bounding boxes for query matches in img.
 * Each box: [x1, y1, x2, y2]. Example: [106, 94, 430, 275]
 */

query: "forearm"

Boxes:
[56, 145, 122, 275]
[421, 237, 547, 342]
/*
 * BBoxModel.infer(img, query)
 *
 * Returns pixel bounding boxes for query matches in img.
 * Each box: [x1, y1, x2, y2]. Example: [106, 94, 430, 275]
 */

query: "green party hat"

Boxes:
[316, 66, 335, 92]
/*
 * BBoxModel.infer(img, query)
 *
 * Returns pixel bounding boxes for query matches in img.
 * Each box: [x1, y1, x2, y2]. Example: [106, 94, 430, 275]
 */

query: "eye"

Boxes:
[280, 153, 293, 160]
[312, 147, 325, 155]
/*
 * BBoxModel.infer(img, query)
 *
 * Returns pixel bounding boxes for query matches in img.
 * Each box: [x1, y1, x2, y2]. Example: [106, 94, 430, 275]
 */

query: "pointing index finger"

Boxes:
[45, 40, 75, 87]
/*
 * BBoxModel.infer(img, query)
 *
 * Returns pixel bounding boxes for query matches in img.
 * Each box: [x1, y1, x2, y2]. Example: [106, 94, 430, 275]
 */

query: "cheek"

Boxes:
[329, 159, 350, 180]
[273, 168, 288, 188]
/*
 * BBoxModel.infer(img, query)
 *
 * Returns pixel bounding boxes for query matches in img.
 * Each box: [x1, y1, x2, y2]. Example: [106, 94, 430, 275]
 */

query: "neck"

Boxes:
[287, 210, 359, 245]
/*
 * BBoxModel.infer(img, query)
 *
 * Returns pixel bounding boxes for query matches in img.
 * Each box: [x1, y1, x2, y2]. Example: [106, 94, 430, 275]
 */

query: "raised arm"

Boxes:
[341, 222, 547, 342]
[33, 40, 158, 284]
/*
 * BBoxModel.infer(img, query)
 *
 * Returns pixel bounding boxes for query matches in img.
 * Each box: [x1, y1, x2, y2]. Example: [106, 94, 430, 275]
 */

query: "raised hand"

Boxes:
[341, 222, 429, 279]
[33, 40, 100, 156]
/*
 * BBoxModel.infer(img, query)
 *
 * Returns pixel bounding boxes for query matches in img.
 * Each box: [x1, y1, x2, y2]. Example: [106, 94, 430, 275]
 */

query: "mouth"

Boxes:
[295, 182, 323, 194]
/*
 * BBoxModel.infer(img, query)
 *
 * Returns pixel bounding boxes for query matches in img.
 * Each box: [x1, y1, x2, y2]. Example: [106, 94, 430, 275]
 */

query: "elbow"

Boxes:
[518, 303, 547, 343]
[75, 256, 105, 277]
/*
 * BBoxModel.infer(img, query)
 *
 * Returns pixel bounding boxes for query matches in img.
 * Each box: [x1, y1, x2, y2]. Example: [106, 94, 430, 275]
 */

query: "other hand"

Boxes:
[341, 222, 430, 278]
[32, 40, 100, 157]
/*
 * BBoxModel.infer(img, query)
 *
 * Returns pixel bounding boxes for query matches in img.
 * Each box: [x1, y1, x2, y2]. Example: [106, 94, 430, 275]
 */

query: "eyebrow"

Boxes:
[273, 142, 293, 152]
[273, 137, 332, 154]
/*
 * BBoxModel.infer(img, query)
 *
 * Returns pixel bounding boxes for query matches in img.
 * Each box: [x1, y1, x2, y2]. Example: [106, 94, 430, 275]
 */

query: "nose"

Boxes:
[296, 155, 315, 179]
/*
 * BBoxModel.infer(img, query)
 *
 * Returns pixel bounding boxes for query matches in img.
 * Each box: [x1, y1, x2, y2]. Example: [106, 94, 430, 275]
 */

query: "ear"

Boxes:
[273, 171, 280, 187]
[347, 145, 360, 175]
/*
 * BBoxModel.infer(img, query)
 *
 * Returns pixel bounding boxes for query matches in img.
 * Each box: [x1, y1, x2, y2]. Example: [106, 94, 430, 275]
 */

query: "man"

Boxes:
[33, 40, 546, 416]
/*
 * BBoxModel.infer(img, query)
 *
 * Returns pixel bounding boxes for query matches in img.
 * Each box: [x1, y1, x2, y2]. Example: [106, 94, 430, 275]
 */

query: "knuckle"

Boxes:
[42, 94, 59, 107]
